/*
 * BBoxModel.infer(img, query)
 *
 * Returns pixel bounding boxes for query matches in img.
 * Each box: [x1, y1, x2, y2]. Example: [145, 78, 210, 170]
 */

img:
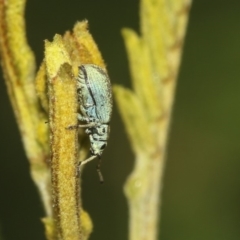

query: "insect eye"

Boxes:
[100, 144, 106, 150]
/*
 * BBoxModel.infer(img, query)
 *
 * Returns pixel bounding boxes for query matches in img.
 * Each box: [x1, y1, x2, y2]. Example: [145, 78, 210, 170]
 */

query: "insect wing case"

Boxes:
[83, 64, 113, 123]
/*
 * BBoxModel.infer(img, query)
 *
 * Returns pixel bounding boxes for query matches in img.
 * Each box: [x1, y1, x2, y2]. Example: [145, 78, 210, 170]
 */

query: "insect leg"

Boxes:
[77, 113, 89, 122]
[77, 113, 99, 128]
[67, 123, 97, 130]
[79, 155, 97, 167]
[67, 113, 98, 129]
[77, 155, 96, 178]
[78, 155, 104, 183]
[78, 123, 97, 128]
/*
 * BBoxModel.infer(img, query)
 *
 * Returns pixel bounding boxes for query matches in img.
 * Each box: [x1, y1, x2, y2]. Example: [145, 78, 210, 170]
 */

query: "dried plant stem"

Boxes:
[114, 1, 192, 240]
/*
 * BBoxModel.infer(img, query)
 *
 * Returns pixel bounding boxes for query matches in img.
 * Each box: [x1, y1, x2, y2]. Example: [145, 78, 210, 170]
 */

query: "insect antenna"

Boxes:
[96, 156, 104, 184]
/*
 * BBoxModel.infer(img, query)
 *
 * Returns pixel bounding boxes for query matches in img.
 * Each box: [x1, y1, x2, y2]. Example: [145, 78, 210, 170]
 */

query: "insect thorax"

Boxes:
[88, 124, 110, 156]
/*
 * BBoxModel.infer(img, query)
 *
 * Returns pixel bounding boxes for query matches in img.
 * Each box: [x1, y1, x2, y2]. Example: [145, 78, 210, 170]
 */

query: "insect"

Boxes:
[76, 64, 112, 182]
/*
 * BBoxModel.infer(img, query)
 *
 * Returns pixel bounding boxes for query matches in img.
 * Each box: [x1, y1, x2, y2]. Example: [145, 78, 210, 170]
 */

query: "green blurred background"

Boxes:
[0, 0, 240, 239]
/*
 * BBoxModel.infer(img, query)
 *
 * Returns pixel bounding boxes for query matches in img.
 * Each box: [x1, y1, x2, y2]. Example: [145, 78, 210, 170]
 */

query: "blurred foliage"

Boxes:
[0, 0, 240, 240]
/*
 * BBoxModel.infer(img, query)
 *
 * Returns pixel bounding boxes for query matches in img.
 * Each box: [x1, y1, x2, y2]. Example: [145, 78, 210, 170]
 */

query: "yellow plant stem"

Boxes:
[127, 154, 163, 240]
[0, 0, 51, 217]
[36, 21, 105, 239]
[45, 35, 81, 240]
[114, 1, 192, 240]
[0, 0, 104, 238]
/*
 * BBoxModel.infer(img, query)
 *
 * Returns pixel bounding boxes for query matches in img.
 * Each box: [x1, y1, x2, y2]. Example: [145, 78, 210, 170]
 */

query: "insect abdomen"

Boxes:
[79, 64, 113, 123]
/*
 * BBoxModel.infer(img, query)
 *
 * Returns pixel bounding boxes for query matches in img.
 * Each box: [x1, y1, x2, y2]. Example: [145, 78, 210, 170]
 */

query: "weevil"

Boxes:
[76, 64, 112, 182]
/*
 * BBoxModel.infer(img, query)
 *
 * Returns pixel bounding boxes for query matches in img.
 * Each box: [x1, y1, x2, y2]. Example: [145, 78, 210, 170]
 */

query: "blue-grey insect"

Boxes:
[77, 64, 112, 182]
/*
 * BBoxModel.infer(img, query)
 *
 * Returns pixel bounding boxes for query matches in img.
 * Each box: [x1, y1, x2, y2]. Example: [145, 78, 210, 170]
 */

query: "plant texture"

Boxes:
[0, 0, 191, 239]
[114, 0, 192, 239]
